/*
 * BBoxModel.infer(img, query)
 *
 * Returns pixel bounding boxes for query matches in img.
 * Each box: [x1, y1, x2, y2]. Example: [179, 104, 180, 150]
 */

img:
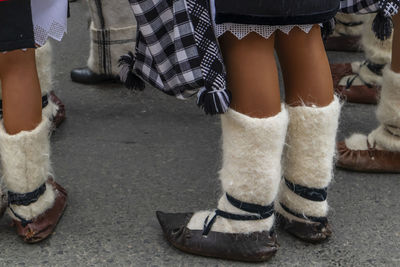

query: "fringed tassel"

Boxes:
[118, 52, 145, 90]
[321, 19, 335, 40]
[372, 11, 393, 41]
[197, 87, 232, 115]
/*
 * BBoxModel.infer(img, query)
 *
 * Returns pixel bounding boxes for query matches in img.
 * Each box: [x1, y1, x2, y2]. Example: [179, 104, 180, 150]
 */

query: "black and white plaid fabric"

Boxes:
[120, 0, 229, 115]
[340, 0, 380, 13]
[340, 0, 399, 40]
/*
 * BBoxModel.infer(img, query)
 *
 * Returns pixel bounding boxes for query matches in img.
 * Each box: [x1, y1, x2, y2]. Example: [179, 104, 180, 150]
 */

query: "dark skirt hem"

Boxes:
[0, 39, 35, 52]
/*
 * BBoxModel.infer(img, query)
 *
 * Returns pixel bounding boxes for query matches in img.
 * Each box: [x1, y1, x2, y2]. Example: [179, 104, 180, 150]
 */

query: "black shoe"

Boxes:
[156, 211, 278, 262]
[70, 67, 119, 85]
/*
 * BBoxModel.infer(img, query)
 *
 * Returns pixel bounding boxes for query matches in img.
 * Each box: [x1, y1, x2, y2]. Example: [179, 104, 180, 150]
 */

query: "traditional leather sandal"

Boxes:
[9, 178, 67, 243]
[337, 140, 400, 173]
[276, 203, 332, 243]
[335, 60, 383, 105]
[156, 194, 278, 262]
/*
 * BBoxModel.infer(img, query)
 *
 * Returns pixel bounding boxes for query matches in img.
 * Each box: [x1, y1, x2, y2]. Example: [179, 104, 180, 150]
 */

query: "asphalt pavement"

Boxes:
[0, 2, 399, 266]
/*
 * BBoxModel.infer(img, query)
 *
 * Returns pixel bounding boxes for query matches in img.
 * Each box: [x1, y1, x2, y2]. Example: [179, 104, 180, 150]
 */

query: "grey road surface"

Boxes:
[0, 2, 398, 266]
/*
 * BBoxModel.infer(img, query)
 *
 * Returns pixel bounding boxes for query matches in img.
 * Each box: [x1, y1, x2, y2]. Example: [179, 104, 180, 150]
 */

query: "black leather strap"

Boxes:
[202, 194, 274, 235]
[8, 207, 33, 227]
[335, 19, 364, 27]
[365, 60, 385, 76]
[8, 183, 46, 206]
[279, 202, 328, 225]
[284, 178, 328, 202]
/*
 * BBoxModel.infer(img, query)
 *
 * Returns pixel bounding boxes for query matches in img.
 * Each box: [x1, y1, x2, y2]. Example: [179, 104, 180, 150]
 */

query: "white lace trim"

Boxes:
[31, 0, 68, 46]
[215, 23, 315, 40]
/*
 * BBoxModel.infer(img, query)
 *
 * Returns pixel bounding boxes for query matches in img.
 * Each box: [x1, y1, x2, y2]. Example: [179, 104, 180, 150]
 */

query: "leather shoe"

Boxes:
[336, 141, 400, 173]
[276, 213, 332, 243]
[70, 67, 119, 84]
[156, 211, 278, 262]
[12, 178, 67, 243]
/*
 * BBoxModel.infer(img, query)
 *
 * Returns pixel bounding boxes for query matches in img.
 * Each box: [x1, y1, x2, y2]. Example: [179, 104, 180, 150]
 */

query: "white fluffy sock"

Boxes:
[187, 107, 288, 234]
[277, 97, 340, 222]
[0, 116, 56, 221]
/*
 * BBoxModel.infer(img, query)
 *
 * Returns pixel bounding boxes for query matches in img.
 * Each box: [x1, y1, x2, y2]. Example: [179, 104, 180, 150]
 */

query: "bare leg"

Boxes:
[219, 32, 281, 118]
[275, 26, 334, 107]
[0, 49, 42, 134]
[391, 14, 400, 73]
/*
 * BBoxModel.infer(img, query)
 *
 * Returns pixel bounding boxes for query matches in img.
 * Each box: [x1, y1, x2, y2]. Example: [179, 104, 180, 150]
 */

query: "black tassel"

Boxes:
[321, 19, 335, 40]
[372, 12, 393, 41]
[118, 52, 145, 90]
[197, 88, 232, 115]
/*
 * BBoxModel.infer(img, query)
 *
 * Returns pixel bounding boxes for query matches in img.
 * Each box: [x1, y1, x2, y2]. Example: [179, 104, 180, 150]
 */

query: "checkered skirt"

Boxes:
[119, 0, 229, 115]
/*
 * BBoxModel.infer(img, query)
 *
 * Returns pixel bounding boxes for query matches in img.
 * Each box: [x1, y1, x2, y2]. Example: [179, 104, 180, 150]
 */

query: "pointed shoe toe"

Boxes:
[156, 211, 278, 262]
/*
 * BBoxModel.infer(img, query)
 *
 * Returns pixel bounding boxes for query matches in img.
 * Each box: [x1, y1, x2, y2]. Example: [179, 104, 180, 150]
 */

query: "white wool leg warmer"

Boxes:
[369, 67, 400, 151]
[361, 15, 393, 66]
[277, 97, 340, 223]
[344, 68, 400, 151]
[0, 116, 55, 221]
[187, 107, 288, 234]
[35, 43, 59, 120]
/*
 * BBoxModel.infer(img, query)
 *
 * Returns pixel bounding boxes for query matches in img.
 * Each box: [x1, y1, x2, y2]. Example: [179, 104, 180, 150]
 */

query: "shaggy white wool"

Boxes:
[42, 99, 59, 120]
[368, 126, 400, 151]
[345, 133, 369, 150]
[361, 15, 393, 65]
[332, 13, 369, 37]
[277, 98, 340, 221]
[0, 116, 51, 193]
[376, 67, 400, 128]
[187, 107, 288, 233]
[8, 182, 55, 220]
[277, 180, 328, 217]
[36, 42, 53, 95]
[87, 24, 137, 75]
[282, 97, 341, 189]
[344, 69, 400, 152]
[351, 61, 362, 74]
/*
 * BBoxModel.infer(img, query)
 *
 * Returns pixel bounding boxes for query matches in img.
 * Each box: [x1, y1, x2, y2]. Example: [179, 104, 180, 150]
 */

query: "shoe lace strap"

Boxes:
[202, 193, 274, 235]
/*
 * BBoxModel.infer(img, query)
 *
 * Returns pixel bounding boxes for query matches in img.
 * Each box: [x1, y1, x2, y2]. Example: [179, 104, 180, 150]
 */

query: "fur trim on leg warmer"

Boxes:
[0, 116, 55, 220]
[187, 107, 288, 233]
[277, 97, 340, 221]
